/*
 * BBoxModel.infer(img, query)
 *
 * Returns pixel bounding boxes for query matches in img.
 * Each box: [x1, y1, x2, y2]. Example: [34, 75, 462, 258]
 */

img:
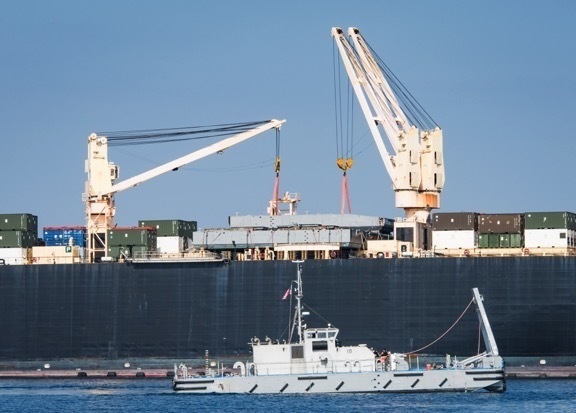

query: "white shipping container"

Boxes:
[156, 237, 185, 253]
[524, 229, 571, 248]
[0, 248, 29, 265]
[432, 230, 477, 249]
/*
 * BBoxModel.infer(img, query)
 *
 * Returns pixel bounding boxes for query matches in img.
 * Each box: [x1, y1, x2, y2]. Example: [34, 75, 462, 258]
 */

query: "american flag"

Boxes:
[282, 287, 291, 300]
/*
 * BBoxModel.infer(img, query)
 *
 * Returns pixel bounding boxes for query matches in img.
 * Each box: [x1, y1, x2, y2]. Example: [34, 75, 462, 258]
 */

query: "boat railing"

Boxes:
[130, 249, 223, 262]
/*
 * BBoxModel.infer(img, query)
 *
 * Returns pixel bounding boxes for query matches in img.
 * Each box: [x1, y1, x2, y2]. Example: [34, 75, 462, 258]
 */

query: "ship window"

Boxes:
[328, 331, 337, 338]
[396, 227, 414, 242]
[313, 341, 328, 351]
[560, 232, 566, 239]
[317, 332, 327, 339]
[291, 345, 304, 359]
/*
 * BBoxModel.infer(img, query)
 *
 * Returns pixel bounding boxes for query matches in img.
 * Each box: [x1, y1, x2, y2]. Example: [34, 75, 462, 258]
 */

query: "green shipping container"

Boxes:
[499, 234, 510, 248]
[488, 234, 501, 248]
[108, 228, 157, 248]
[0, 213, 38, 233]
[138, 219, 196, 237]
[478, 234, 489, 248]
[0, 230, 36, 248]
[510, 233, 523, 248]
[524, 211, 576, 230]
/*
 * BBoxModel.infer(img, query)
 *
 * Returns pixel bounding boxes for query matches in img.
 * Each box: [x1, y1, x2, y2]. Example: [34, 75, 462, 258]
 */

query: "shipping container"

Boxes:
[510, 233, 523, 248]
[478, 232, 523, 249]
[524, 211, 576, 230]
[0, 213, 38, 233]
[525, 229, 571, 248]
[488, 233, 501, 248]
[108, 227, 157, 248]
[499, 234, 510, 248]
[0, 230, 36, 248]
[431, 230, 477, 249]
[478, 213, 524, 234]
[157, 236, 188, 253]
[43, 227, 87, 247]
[138, 220, 196, 237]
[431, 212, 478, 231]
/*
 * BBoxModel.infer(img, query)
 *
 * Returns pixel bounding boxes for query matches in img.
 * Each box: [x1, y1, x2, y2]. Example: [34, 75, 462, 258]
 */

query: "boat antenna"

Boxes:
[294, 260, 305, 344]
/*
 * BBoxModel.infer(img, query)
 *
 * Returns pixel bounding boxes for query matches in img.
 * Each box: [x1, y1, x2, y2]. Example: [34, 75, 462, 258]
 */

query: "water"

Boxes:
[0, 379, 574, 413]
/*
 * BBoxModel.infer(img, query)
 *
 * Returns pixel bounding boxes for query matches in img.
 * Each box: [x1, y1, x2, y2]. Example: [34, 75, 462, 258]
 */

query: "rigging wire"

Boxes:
[98, 120, 273, 147]
[406, 298, 474, 355]
[301, 302, 337, 330]
[364, 41, 439, 131]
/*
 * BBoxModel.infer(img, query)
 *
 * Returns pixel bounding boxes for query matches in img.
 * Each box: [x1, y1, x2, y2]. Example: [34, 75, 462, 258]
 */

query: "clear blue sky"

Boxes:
[1, 0, 575, 231]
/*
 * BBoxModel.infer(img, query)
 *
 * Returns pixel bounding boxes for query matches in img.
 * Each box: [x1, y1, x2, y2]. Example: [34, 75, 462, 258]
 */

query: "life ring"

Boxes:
[524, 248, 530, 255]
[464, 249, 470, 256]
[330, 251, 336, 258]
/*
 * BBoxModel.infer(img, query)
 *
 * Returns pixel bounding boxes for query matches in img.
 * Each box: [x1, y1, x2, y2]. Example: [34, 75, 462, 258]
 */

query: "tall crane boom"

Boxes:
[331, 27, 445, 223]
[84, 119, 286, 262]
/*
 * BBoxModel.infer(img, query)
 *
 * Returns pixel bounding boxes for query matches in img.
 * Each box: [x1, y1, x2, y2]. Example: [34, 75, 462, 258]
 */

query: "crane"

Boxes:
[331, 27, 445, 223]
[84, 119, 286, 262]
[332, 27, 444, 253]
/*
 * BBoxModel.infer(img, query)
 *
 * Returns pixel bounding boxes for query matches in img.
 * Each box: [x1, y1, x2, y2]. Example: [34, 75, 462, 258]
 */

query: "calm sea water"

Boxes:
[0, 378, 574, 413]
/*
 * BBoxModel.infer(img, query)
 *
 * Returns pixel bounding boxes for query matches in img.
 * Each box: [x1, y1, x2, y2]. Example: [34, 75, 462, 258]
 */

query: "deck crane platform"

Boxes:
[84, 119, 286, 263]
[332, 27, 445, 253]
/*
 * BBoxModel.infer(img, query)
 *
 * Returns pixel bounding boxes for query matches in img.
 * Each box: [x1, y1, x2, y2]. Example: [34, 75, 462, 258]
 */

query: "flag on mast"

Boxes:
[282, 287, 291, 300]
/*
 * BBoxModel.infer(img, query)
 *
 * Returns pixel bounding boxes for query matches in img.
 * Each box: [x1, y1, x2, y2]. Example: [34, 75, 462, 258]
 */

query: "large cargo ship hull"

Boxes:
[1, 257, 574, 364]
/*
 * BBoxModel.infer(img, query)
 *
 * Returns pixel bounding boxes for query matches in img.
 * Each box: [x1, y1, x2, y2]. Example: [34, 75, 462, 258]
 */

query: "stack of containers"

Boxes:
[107, 227, 157, 259]
[138, 219, 196, 253]
[0, 213, 38, 264]
[43, 226, 87, 247]
[478, 213, 524, 249]
[431, 212, 479, 250]
[524, 211, 576, 249]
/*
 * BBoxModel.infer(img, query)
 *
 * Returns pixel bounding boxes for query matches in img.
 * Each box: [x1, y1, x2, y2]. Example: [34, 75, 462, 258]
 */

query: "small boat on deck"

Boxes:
[172, 261, 505, 394]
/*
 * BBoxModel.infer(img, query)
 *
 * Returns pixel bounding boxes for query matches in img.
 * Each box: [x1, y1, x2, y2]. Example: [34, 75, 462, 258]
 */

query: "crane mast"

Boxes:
[84, 119, 286, 263]
[331, 27, 445, 224]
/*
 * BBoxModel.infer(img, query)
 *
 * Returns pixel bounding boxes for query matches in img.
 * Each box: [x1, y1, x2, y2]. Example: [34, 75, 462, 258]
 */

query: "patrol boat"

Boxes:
[172, 261, 505, 394]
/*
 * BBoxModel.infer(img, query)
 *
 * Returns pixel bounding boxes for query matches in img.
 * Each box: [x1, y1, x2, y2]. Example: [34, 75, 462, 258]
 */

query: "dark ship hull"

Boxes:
[1, 257, 574, 364]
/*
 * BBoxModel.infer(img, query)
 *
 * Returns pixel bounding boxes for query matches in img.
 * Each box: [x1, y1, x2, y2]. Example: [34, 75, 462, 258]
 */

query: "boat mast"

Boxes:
[294, 260, 304, 344]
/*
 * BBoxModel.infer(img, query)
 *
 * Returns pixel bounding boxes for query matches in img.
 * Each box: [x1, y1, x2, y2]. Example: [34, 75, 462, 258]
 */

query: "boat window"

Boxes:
[317, 332, 327, 339]
[312, 341, 328, 351]
[291, 345, 304, 359]
[328, 331, 337, 338]
[306, 332, 316, 339]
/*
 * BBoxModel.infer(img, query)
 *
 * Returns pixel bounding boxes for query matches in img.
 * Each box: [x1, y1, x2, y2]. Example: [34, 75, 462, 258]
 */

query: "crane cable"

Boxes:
[270, 128, 281, 216]
[333, 42, 353, 214]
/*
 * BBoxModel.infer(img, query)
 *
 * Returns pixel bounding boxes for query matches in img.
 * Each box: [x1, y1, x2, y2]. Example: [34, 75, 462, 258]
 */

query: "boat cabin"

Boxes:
[250, 325, 377, 375]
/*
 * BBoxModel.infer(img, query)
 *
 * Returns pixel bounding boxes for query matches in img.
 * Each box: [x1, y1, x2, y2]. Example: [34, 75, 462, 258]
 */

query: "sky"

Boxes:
[1, 0, 575, 231]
